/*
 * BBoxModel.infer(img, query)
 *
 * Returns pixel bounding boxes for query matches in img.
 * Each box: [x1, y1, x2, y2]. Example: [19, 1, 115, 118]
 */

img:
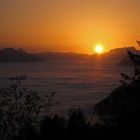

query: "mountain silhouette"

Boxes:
[0, 48, 43, 62]
[94, 80, 140, 125]
[119, 49, 140, 65]
[0, 47, 137, 63]
[37, 47, 136, 62]
[37, 52, 91, 61]
[93, 47, 137, 62]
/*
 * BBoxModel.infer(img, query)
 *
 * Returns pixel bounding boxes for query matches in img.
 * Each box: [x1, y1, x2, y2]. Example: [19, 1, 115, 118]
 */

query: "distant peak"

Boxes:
[109, 46, 136, 53]
[1, 48, 15, 51]
[0, 48, 28, 54]
[0, 47, 43, 62]
[18, 48, 28, 54]
[0, 48, 17, 54]
[125, 46, 136, 51]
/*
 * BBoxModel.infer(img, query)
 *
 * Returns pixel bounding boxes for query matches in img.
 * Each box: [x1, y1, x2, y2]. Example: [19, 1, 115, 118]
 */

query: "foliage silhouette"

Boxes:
[2, 42, 140, 139]
[121, 43, 140, 86]
[0, 75, 58, 140]
[94, 41, 140, 139]
[39, 115, 66, 140]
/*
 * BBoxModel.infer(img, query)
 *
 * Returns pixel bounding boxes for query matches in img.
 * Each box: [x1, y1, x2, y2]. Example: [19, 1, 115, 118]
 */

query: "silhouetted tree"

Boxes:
[93, 41, 140, 139]
[39, 115, 66, 140]
[121, 41, 140, 86]
[66, 109, 90, 138]
[0, 75, 58, 140]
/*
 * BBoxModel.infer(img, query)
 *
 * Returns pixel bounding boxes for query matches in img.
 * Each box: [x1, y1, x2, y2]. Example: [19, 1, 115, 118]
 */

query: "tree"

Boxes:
[121, 41, 140, 86]
[0, 75, 58, 140]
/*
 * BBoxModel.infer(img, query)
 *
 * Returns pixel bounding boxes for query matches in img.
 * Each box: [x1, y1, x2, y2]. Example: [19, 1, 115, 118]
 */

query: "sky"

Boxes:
[0, 0, 140, 54]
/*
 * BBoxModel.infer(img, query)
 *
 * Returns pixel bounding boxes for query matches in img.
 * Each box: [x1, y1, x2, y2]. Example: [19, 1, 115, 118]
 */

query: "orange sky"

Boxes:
[0, 0, 140, 54]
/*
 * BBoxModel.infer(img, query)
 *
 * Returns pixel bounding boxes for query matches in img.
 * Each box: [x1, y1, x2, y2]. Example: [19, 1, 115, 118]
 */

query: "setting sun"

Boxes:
[95, 45, 104, 54]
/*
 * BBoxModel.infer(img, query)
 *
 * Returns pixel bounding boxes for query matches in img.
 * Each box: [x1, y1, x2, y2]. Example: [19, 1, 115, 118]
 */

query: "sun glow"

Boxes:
[95, 45, 104, 54]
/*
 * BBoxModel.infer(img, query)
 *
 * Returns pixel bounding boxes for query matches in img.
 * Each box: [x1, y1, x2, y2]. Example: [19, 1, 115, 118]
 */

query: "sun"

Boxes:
[95, 45, 104, 54]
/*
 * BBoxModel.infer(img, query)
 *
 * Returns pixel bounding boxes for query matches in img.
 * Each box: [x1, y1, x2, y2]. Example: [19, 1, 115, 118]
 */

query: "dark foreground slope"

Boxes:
[94, 80, 140, 138]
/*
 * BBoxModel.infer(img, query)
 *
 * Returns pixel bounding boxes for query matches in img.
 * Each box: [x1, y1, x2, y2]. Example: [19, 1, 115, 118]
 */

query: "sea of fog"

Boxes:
[0, 60, 133, 116]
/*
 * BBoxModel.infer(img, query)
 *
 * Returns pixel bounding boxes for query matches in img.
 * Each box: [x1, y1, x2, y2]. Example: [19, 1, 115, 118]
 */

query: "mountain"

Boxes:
[37, 52, 91, 61]
[0, 48, 43, 62]
[118, 48, 140, 65]
[1, 47, 136, 63]
[93, 47, 137, 62]
[118, 56, 134, 65]
[37, 47, 136, 62]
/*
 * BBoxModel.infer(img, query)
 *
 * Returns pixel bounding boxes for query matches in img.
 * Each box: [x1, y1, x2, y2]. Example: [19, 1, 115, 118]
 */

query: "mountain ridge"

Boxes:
[0, 47, 138, 63]
[0, 48, 43, 62]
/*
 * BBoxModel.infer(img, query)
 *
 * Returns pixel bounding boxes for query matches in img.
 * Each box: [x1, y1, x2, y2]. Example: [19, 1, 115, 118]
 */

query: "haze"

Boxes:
[0, 0, 140, 53]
